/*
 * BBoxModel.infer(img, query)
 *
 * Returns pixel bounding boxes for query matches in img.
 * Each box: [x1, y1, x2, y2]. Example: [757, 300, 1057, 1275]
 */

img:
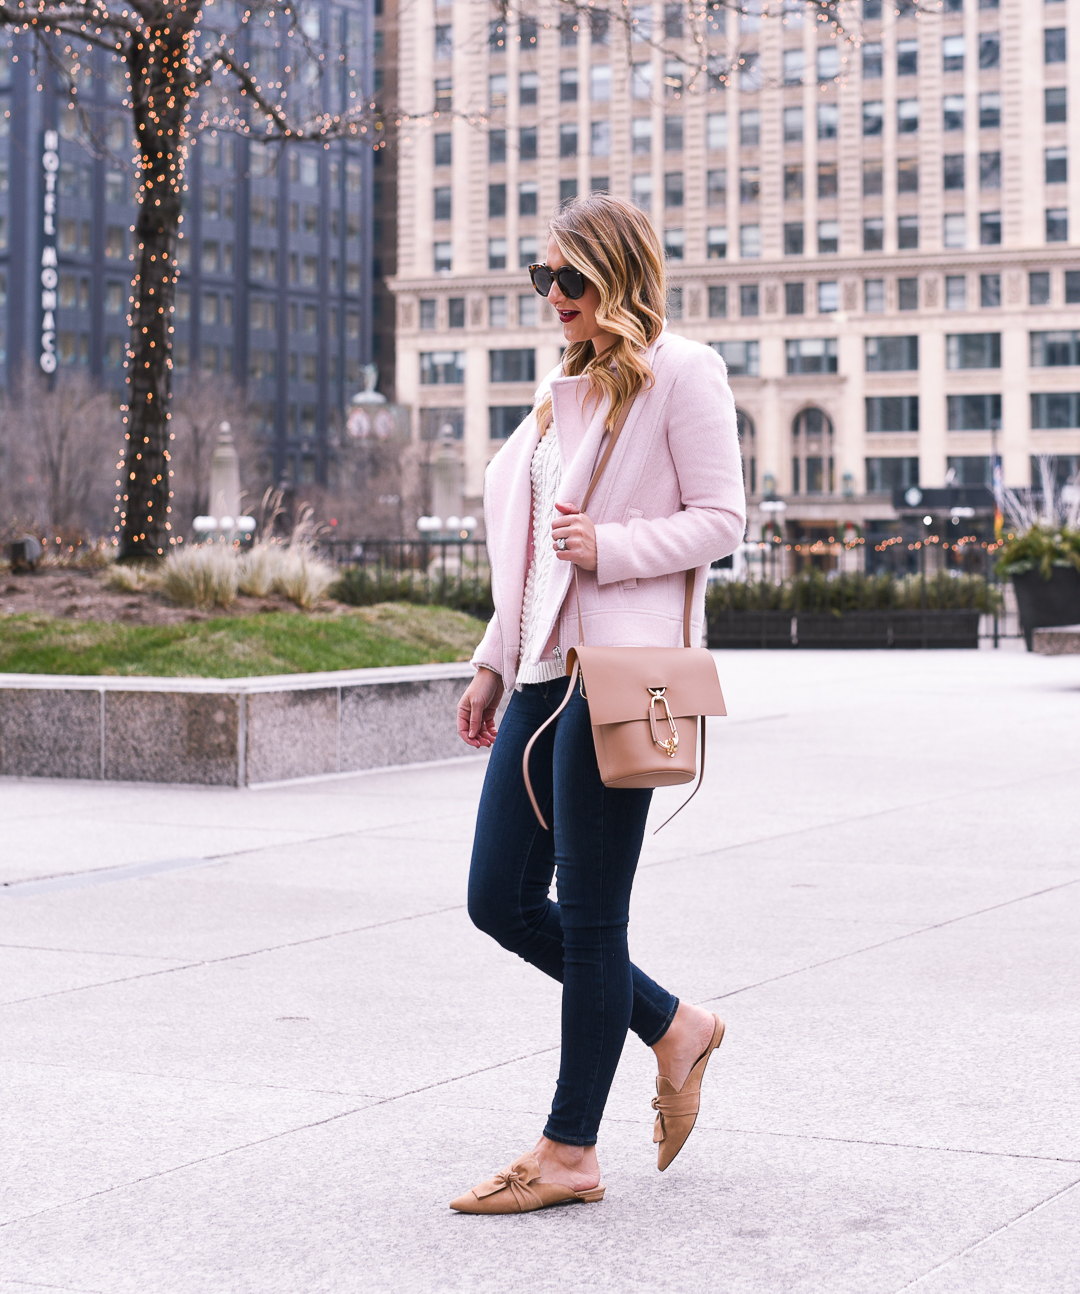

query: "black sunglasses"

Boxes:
[529, 263, 588, 301]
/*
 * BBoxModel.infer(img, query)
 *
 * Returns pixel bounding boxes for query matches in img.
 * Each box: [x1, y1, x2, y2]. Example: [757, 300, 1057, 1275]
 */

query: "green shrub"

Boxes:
[995, 526, 1080, 580]
[330, 565, 493, 617]
[706, 571, 1001, 616]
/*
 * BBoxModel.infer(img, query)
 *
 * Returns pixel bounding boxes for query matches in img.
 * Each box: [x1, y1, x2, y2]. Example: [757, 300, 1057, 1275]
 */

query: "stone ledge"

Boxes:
[1032, 624, 1080, 655]
[0, 663, 481, 786]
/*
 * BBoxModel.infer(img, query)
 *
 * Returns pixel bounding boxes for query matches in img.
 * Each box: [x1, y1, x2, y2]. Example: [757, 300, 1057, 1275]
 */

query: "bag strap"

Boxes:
[522, 657, 580, 830]
[573, 399, 696, 650]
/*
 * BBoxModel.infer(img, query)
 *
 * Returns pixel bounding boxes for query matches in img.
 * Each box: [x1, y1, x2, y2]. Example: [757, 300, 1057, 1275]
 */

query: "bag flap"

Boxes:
[566, 646, 726, 725]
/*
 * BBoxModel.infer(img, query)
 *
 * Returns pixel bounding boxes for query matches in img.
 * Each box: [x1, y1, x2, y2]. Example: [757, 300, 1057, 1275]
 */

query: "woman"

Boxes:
[451, 194, 745, 1214]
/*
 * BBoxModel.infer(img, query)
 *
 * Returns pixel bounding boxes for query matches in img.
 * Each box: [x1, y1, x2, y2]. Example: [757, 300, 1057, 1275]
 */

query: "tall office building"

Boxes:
[1, 5, 380, 489]
[390, 0, 1080, 547]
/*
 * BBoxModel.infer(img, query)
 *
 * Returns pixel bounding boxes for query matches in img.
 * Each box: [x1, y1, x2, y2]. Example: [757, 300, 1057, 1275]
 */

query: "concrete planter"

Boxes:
[1010, 567, 1080, 651]
[0, 663, 481, 786]
[708, 609, 981, 649]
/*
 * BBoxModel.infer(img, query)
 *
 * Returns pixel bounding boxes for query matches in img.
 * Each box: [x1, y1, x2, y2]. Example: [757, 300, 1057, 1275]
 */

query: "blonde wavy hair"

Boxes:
[534, 193, 666, 436]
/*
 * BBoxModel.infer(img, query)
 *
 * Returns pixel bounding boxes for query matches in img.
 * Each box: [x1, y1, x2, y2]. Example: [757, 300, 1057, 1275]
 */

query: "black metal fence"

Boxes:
[317, 538, 492, 616]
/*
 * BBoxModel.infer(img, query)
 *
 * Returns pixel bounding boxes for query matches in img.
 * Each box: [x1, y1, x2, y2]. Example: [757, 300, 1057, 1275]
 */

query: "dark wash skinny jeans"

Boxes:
[468, 678, 679, 1147]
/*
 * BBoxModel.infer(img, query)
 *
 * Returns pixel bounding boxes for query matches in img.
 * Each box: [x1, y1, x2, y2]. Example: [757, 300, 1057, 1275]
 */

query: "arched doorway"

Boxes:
[791, 407, 834, 494]
[736, 408, 756, 495]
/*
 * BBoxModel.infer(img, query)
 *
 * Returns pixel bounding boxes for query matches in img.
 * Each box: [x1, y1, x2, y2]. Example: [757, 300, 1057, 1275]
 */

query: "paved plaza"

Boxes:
[1, 647, 1078, 1294]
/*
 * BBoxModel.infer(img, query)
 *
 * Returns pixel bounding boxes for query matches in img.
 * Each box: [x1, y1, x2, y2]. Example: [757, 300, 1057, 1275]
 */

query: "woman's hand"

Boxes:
[552, 501, 597, 571]
[457, 667, 504, 748]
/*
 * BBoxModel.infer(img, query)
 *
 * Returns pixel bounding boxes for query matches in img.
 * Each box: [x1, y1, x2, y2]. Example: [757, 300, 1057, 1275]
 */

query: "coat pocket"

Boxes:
[623, 509, 644, 590]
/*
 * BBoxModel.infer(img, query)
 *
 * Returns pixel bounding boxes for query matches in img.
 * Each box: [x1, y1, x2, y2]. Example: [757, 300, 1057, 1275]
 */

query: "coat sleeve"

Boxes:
[470, 610, 503, 678]
[592, 346, 746, 586]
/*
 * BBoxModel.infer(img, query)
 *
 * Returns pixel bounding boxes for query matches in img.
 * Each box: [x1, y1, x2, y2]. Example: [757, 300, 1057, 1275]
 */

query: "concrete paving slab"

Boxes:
[0, 1059, 368, 1225]
[0, 1097, 1074, 1294]
[906, 1178, 1080, 1294]
[0, 945, 188, 1004]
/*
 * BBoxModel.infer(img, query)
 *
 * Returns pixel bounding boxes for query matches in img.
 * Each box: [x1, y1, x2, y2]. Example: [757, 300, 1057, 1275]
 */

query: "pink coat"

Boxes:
[472, 327, 746, 692]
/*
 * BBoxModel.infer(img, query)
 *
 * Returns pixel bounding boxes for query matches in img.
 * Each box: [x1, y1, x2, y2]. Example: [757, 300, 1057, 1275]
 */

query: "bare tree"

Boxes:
[169, 373, 258, 535]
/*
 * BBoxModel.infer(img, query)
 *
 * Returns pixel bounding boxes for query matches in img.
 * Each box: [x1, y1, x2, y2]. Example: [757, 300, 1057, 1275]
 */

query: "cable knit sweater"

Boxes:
[516, 425, 565, 687]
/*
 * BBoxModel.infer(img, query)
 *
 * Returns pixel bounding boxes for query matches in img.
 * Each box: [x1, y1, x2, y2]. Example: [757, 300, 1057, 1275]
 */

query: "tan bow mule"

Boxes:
[652, 1013, 725, 1171]
[449, 1153, 607, 1214]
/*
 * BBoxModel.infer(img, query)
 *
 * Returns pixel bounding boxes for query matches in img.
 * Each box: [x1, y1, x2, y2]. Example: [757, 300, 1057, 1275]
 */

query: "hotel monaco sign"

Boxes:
[39, 129, 60, 374]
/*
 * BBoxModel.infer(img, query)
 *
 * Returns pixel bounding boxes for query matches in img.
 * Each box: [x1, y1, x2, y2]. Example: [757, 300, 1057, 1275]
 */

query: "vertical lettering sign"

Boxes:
[40, 129, 60, 373]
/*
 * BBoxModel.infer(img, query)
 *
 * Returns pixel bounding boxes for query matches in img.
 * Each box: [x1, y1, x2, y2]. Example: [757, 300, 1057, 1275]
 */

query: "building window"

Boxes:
[866, 396, 919, 432]
[708, 286, 727, 318]
[737, 52, 760, 92]
[434, 79, 452, 111]
[664, 116, 684, 151]
[434, 241, 452, 273]
[863, 42, 882, 78]
[865, 280, 885, 313]
[980, 211, 1002, 245]
[707, 226, 728, 259]
[817, 221, 839, 254]
[560, 179, 577, 205]
[490, 349, 536, 382]
[980, 31, 1000, 69]
[710, 340, 760, 376]
[784, 107, 804, 143]
[866, 457, 919, 494]
[866, 336, 918, 371]
[785, 222, 805, 255]
[898, 278, 919, 311]
[786, 338, 838, 374]
[707, 112, 727, 150]
[948, 394, 1001, 430]
[739, 168, 759, 204]
[665, 229, 685, 260]
[792, 408, 835, 496]
[863, 161, 883, 196]
[944, 155, 965, 190]
[434, 133, 452, 166]
[740, 225, 761, 257]
[433, 187, 452, 221]
[740, 284, 759, 317]
[1046, 87, 1067, 124]
[632, 118, 652, 154]
[488, 296, 508, 329]
[818, 281, 839, 313]
[518, 294, 538, 327]
[518, 182, 538, 216]
[817, 45, 840, 81]
[740, 110, 761, 146]
[489, 73, 508, 109]
[489, 130, 506, 164]
[818, 162, 838, 198]
[1030, 272, 1051, 306]
[897, 99, 919, 133]
[666, 171, 686, 207]
[817, 103, 839, 139]
[632, 174, 652, 211]
[559, 67, 578, 102]
[898, 216, 919, 249]
[488, 184, 507, 218]
[785, 166, 804, 200]
[897, 158, 919, 193]
[559, 123, 578, 158]
[592, 65, 612, 102]
[518, 237, 538, 268]
[520, 127, 538, 160]
[943, 95, 965, 132]
[420, 351, 465, 384]
[590, 121, 611, 158]
[786, 282, 805, 315]
[943, 214, 967, 249]
[489, 406, 532, 439]
[560, 12, 578, 45]
[945, 275, 968, 310]
[488, 238, 507, 270]
[520, 71, 539, 105]
[1045, 27, 1066, 63]
[948, 333, 1001, 368]
[707, 169, 727, 206]
[947, 457, 993, 487]
[784, 48, 805, 84]
[1046, 148, 1068, 185]
[1031, 393, 1080, 428]
[942, 35, 964, 73]
[1046, 209, 1069, 243]
[979, 152, 1001, 190]
[979, 93, 1001, 129]
[1067, 272, 1080, 304]
[1031, 331, 1080, 366]
[632, 62, 653, 98]
[980, 274, 1001, 308]
[898, 38, 919, 76]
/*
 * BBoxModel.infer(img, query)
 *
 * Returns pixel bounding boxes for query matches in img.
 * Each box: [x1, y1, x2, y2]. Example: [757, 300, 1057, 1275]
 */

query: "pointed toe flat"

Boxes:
[653, 1014, 725, 1171]
[449, 1153, 606, 1214]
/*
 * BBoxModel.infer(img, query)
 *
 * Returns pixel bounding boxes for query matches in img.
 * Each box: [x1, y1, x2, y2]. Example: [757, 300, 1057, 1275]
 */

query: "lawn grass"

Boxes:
[0, 604, 488, 677]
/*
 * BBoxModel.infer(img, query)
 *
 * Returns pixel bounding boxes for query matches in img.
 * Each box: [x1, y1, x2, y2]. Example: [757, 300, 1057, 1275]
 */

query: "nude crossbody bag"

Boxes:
[522, 399, 727, 834]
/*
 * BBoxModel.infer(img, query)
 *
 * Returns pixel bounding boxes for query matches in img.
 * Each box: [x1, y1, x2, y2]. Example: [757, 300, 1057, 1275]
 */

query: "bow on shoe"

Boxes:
[473, 1155, 544, 1212]
[651, 1083, 701, 1144]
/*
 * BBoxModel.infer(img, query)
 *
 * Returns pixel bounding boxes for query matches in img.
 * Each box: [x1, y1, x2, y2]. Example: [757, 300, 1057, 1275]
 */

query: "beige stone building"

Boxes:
[388, 0, 1080, 552]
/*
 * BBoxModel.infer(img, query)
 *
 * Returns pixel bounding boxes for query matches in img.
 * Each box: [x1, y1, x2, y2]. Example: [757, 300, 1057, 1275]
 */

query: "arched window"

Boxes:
[736, 408, 756, 494]
[791, 407, 834, 494]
